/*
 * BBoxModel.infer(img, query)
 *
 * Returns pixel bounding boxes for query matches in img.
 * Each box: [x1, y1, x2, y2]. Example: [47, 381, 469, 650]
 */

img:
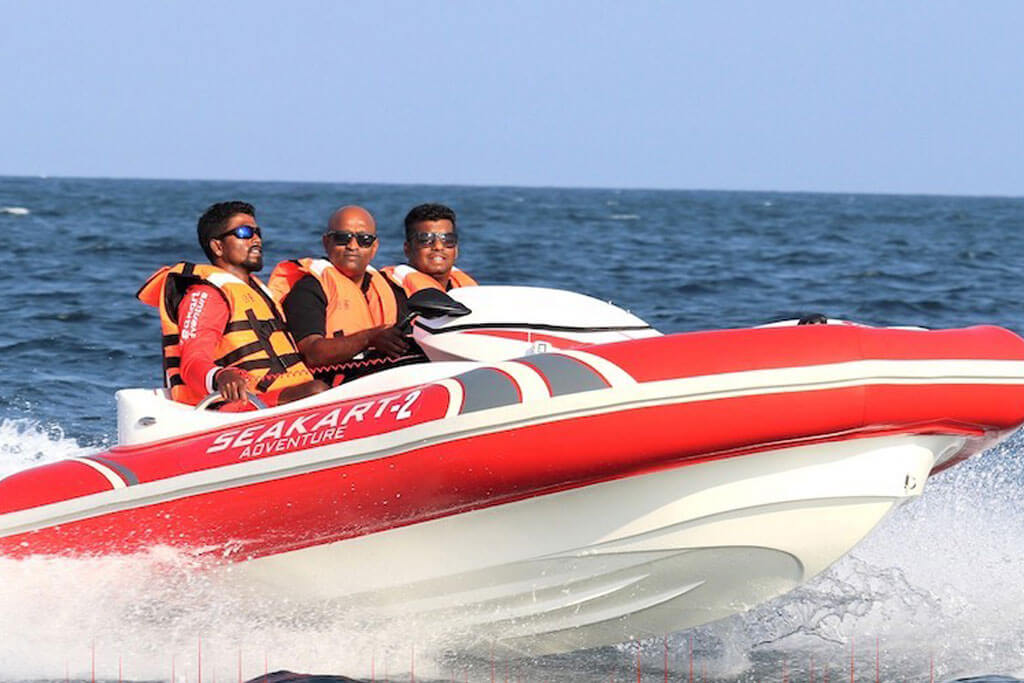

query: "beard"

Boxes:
[243, 252, 264, 272]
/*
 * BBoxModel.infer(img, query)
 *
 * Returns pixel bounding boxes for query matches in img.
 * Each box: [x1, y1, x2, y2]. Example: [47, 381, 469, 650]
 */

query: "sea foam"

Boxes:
[0, 418, 96, 477]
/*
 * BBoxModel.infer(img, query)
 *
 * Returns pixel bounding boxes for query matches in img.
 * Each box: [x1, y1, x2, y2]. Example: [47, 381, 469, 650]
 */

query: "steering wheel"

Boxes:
[195, 391, 267, 411]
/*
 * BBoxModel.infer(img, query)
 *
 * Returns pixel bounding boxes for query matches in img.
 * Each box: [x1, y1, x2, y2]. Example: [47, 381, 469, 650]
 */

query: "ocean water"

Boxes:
[1, 176, 1023, 682]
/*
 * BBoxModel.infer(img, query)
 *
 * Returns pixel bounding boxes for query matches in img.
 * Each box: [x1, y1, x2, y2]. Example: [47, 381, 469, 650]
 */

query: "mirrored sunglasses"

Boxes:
[413, 231, 458, 248]
[327, 231, 378, 247]
[216, 225, 261, 240]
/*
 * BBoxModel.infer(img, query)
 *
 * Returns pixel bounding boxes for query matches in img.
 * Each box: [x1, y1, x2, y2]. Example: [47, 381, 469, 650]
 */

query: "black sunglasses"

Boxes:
[412, 231, 458, 248]
[215, 225, 261, 240]
[326, 231, 378, 248]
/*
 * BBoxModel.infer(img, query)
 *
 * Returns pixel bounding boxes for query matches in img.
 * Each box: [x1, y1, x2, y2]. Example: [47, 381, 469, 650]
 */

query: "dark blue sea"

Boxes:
[1, 176, 1023, 682]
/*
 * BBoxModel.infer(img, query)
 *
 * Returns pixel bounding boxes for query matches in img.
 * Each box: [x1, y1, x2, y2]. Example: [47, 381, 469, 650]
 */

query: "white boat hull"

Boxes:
[234, 433, 949, 655]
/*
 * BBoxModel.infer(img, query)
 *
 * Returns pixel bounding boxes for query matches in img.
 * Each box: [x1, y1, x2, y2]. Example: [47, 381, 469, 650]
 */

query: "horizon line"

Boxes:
[1, 172, 1021, 202]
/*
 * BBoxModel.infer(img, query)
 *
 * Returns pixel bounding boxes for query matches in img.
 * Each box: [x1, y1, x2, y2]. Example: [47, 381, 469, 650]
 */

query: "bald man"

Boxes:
[269, 205, 413, 385]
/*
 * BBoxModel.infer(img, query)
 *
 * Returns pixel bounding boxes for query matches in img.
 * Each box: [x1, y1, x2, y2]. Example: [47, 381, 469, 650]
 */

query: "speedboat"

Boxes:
[2, 286, 1024, 656]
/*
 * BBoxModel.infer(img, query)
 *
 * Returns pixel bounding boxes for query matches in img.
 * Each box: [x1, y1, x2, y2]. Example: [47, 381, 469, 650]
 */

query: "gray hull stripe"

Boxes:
[86, 455, 139, 486]
[517, 354, 611, 396]
[456, 368, 522, 414]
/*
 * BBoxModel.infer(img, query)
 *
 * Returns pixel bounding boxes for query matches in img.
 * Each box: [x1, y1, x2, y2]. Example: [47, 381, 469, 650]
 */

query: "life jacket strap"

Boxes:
[215, 340, 266, 367]
[224, 318, 287, 334]
[245, 309, 288, 374]
[232, 354, 303, 372]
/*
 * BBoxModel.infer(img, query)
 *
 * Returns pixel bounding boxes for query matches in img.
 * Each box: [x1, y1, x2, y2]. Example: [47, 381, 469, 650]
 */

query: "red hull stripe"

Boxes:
[456, 367, 522, 414]
[515, 353, 610, 396]
[589, 325, 1024, 383]
[1, 382, 1020, 559]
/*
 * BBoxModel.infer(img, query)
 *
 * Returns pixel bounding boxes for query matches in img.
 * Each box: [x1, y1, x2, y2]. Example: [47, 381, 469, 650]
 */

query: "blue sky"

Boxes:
[2, 1, 1022, 195]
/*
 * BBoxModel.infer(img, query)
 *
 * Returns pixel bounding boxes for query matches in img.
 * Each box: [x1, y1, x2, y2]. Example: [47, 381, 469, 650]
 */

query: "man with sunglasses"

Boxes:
[138, 201, 327, 407]
[381, 203, 478, 294]
[269, 205, 414, 386]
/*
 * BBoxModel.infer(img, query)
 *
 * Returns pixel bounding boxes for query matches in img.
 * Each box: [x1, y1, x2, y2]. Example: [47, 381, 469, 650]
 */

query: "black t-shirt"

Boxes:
[282, 274, 331, 342]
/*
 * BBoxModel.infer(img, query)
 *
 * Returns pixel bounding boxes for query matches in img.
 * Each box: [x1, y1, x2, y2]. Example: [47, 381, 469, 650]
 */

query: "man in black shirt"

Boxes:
[270, 206, 418, 385]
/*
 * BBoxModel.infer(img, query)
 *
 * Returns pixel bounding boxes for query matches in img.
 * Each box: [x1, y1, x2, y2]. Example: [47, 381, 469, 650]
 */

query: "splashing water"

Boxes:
[0, 418, 98, 476]
[649, 430, 1024, 682]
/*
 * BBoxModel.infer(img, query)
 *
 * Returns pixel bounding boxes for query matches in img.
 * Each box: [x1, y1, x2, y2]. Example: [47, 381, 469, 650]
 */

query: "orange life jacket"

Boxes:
[268, 259, 399, 336]
[380, 264, 478, 296]
[137, 262, 312, 405]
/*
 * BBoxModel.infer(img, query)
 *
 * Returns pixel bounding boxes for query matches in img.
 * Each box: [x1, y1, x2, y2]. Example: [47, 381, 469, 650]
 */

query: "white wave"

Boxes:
[609, 213, 640, 221]
[0, 546, 468, 680]
[0, 418, 97, 477]
[0, 206, 29, 216]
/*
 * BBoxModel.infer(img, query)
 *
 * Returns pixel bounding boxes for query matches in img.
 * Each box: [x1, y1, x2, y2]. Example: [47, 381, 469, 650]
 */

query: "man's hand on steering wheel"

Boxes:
[214, 368, 251, 403]
[368, 325, 410, 358]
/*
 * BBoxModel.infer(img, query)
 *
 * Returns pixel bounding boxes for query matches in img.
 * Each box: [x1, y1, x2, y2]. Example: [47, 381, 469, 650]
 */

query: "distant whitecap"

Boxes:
[1, 206, 29, 215]
[610, 213, 640, 220]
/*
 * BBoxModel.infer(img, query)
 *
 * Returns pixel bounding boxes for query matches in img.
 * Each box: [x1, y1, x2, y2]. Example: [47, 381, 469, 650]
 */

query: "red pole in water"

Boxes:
[689, 635, 693, 683]
[636, 648, 641, 683]
[849, 637, 854, 683]
[91, 640, 96, 683]
[782, 658, 787, 683]
[664, 637, 668, 683]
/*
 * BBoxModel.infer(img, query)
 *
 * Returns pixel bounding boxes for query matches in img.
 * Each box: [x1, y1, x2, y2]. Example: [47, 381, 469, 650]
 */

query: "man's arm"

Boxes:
[177, 284, 250, 402]
[297, 327, 409, 368]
